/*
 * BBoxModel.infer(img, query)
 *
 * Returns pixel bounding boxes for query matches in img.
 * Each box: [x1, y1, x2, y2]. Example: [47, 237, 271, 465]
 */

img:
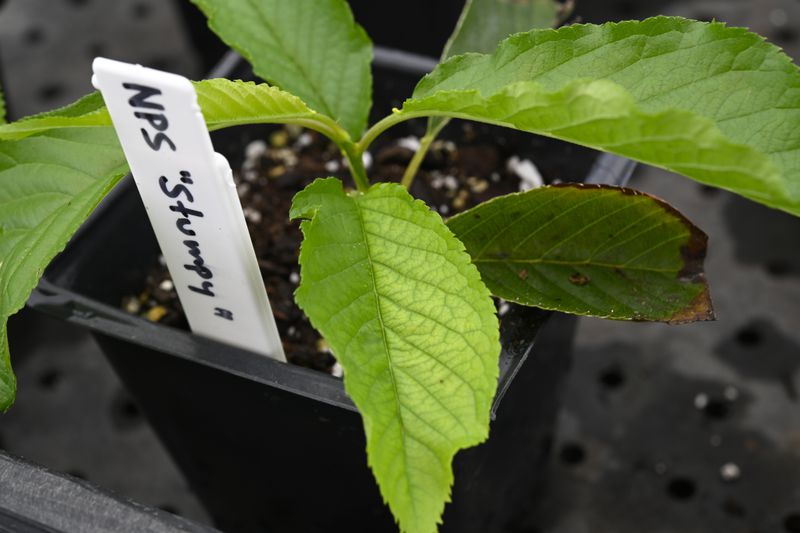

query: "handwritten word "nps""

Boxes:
[123, 83, 177, 151]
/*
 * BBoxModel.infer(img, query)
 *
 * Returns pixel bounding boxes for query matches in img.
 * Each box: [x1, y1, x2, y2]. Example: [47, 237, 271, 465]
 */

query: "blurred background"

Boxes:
[0, 1, 798, 532]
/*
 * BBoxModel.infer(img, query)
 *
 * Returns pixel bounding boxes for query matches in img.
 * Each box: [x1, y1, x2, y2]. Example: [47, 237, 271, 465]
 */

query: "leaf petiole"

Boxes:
[356, 111, 413, 153]
[341, 142, 371, 192]
[286, 115, 371, 193]
[400, 119, 448, 189]
[399, 134, 434, 189]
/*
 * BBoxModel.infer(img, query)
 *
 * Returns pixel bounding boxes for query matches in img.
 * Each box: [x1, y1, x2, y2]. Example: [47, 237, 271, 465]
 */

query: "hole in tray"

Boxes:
[37, 84, 65, 103]
[598, 365, 625, 389]
[37, 368, 62, 390]
[786, 513, 800, 533]
[703, 398, 729, 420]
[66, 0, 90, 6]
[776, 28, 797, 45]
[667, 477, 696, 501]
[22, 26, 44, 46]
[559, 442, 586, 465]
[132, 1, 151, 19]
[110, 390, 144, 430]
[766, 259, 793, 277]
[736, 325, 763, 347]
[722, 498, 746, 518]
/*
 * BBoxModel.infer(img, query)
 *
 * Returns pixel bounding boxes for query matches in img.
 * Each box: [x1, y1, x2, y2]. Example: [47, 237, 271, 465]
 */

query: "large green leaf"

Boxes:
[0, 80, 335, 411]
[0, 79, 334, 141]
[443, 0, 565, 59]
[448, 184, 713, 323]
[291, 178, 500, 533]
[402, 78, 780, 203]
[0, 92, 109, 139]
[190, 0, 372, 139]
[406, 17, 800, 216]
[0, 127, 128, 411]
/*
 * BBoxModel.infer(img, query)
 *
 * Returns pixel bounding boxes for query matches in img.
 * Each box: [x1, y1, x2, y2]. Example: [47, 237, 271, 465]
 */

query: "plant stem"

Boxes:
[342, 143, 370, 192]
[400, 134, 434, 189]
[357, 112, 411, 153]
[216, 114, 371, 192]
[303, 119, 370, 192]
[400, 119, 449, 189]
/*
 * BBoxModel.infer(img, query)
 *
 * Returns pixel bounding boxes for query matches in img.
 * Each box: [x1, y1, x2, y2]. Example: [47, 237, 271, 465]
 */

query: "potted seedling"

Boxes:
[2, 0, 799, 531]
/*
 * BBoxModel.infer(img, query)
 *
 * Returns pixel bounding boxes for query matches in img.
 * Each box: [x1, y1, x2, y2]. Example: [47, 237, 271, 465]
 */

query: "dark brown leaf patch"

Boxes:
[569, 273, 590, 286]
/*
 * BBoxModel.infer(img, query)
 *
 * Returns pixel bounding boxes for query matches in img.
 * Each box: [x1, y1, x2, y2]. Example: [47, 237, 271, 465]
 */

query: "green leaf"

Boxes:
[0, 79, 335, 141]
[198, 79, 349, 144]
[407, 17, 800, 216]
[442, 0, 564, 59]
[402, 79, 780, 204]
[0, 80, 337, 410]
[190, 0, 372, 139]
[0, 92, 110, 140]
[291, 178, 500, 533]
[448, 184, 713, 323]
[0, 127, 128, 411]
[0, 321, 14, 412]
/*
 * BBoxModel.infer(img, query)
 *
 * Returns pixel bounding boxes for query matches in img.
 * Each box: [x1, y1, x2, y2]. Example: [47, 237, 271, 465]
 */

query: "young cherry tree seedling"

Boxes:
[1, 0, 799, 531]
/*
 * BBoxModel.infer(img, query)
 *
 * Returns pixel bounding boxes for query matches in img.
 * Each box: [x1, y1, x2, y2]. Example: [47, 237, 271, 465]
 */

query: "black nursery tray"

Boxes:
[0, 451, 218, 533]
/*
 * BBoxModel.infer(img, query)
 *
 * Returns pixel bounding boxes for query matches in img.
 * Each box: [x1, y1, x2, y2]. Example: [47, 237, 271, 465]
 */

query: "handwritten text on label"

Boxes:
[124, 83, 229, 316]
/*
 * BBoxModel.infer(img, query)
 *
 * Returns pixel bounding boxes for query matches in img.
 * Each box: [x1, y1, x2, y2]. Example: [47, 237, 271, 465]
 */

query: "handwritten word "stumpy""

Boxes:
[159, 171, 216, 297]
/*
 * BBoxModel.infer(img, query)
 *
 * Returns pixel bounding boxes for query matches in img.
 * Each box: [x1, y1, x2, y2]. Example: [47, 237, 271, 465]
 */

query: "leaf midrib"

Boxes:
[430, 22, 782, 133]
[474, 256, 679, 274]
[352, 195, 419, 524]
[449, 23, 800, 171]
[468, 24, 744, 95]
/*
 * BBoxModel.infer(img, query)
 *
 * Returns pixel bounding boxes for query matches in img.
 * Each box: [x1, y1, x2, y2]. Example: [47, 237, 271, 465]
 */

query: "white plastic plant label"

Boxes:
[92, 58, 286, 362]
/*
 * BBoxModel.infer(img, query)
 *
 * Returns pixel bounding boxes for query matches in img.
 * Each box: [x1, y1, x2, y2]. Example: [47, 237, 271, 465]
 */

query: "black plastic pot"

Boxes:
[28, 50, 634, 532]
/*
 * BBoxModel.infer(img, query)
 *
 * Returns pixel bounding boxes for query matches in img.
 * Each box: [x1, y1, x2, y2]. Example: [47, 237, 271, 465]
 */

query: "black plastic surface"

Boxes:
[0, 452, 218, 533]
